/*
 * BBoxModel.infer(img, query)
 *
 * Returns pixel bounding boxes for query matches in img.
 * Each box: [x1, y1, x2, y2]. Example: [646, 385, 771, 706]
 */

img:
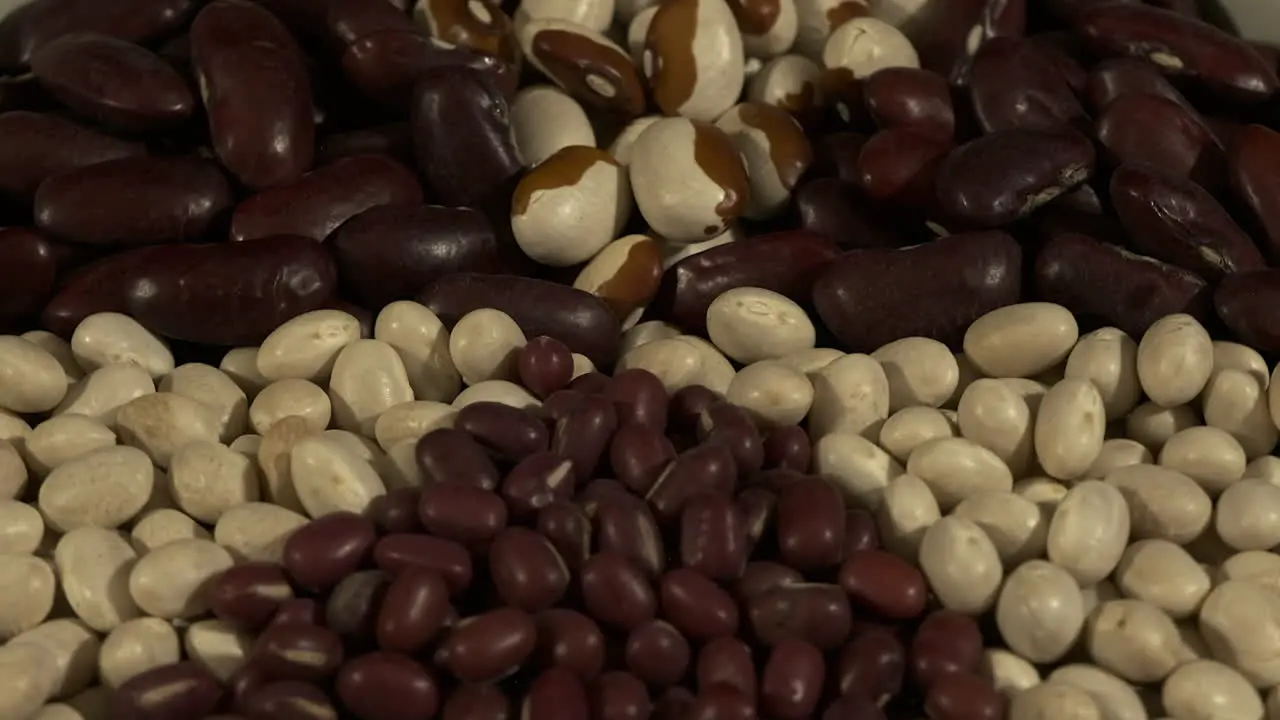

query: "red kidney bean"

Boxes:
[326, 570, 392, 640]
[435, 607, 537, 682]
[228, 659, 273, 712]
[624, 619, 691, 687]
[0, 110, 146, 201]
[669, 386, 721, 433]
[33, 155, 230, 245]
[863, 67, 954, 140]
[550, 394, 618, 482]
[326, 0, 413, 46]
[534, 609, 605, 680]
[737, 561, 800, 600]
[255, 623, 345, 681]
[0, 0, 199, 72]
[209, 562, 295, 632]
[1026, 31, 1089, 94]
[525, 668, 590, 720]
[815, 132, 869, 182]
[608, 368, 669, 430]
[843, 508, 881, 554]
[659, 568, 739, 641]
[761, 639, 825, 720]
[1230, 124, 1280, 262]
[442, 683, 511, 720]
[679, 493, 747, 581]
[855, 128, 951, 206]
[0, 227, 55, 327]
[687, 686, 754, 720]
[736, 487, 777, 553]
[502, 452, 575, 518]
[1074, 3, 1279, 104]
[580, 551, 656, 632]
[696, 637, 756, 701]
[39, 244, 159, 336]
[570, 372, 611, 395]
[418, 482, 507, 544]
[488, 527, 570, 612]
[416, 428, 501, 490]
[813, 231, 1022, 351]
[376, 567, 451, 653]
[336, 652, 441, 720]
[1110, 162, 1264, 281]
[747, 583, 852, 649]
[698, 402, 763, 477]
[282, 512, 376, 592]
[190, 0, 314, 189]
[1215, 269, 1280, 353]
[536, 501, 591, 570]
[110, 661, 224, 720]
[969, 36, 1087, 134]
[319, 123, 414, 166]
[823, 694, 888, 720]
[1095, 93, 1225, 188]
[837, 628, 906, 704]
[518, 336, 574, 399]
[646, 443, 738, 523]
[610, 422, 676, 496]
[593, 493, 664, 578]
[775, 476, 845, 572]
[646, 230, 839, 336]
[762, 426, 811, 472]
[1086, 57, 1195, 113]
[372, 534, 473, 593]
[925, 673, 1005, 720]
[910, 610, 984, 688]
[242, 681, 337, 720]
[457, 401, 548, 461]
[590, 672, 651, 720]
[839, 549, 928, 619]
[899, 0, 1027, 84]
[794, 178, 915, 250]
[271, 598, 323, 628]
[370, 488, 423, 534]
[652, 687, 696, 720]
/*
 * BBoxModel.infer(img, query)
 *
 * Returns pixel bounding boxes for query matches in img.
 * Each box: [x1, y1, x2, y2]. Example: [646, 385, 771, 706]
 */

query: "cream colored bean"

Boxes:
[746, 53, 823, 116]
[1014, 476, 1068, 512]
[618, 320, 681, 358]
[1036, 378, 1106, 481]
[821, 16, 918, 77]
[70, 312, 173, 378]
[511, 85, 595, 167]
[10, 619, 100, 698]
[572, 234, 664, 323]
[1010, 683, 1102, 720]
[255, 309, 361, 382]
[55, 363, 154, 423]
[0, 437, 28, 500]
[1047, 665, 1147, 720]
[714, 102, 811, 218]
[115, 392, 220, 468]
[168, 441, 259, 524]
[38, 445, 154, 532]
[808, 353, 890, 439]
[641, 0, 745, 122]
[1163, 660, 1262, 720]
[323, 429, 387, 471]
[981, 648, 1041, 696]
[54, 527, 139, 633]
[1216, 478, 1280, 552]
[249, 379, 331, 436]
[1218, 551, 1280, 592]
[616, 337, 705, 392]
[1204, 368, 1277, 460]
[22, 331, 82, 384]
[1248, 457, 1280, 488]
[159, 363, 249, 443]
[228, 433, 261, 459]
[812, 432, 902, 509]
[448, 309, 527, 387]
[772, 347, 840, 375]
[219, 347, 267, 400]
[289, 434, 387, 518]
[214, 501, 308, 564]
[385, 439, 425, 488]
[184, 619, 251, 681]
[1089, 439, 1154, 478]
[0, 554, 56, 640]
[660, 227, 742, 271]
[995, 559, 1084, 663]
[677, 335, 736, 394]
[1047, 480, 1130, 585]
[512, 146, 631, 267]
[1199, 580, 1280, 687]
[128, 538, 233, 619]
[1158, 426, 1246, 495]
[1126, 402, 1200, 453]
[943, 352, 983, 409]
[725, 361, 813, 426]
[0, 642, 60, 719]
[918, 516, 1003, 614]
[373, 400, 456, 452]
[871, 337, 957, 412]
[1115, 539, 1210, 620]
[0, 335, 69, 413]
[625, 6, 656, 63]
[706, 287, 815, 364]
[97, 617, 180, 690]
[1212, 340, 1269, 388]
[1087, 599, 1190, 683]
[24, 415, 116, 477]
[1184, 525, 1236, 566]
[964, 303, 1078, 379]
[452, 380, 541, 410]
[875, 472, 938, 558]
[608, 115, 662, 167]
[957, 379, 1034, 480]
[878, 406, 957, 463]
[906, 437, 1014, 510]
[255, 415, 315, 514]
[953, 491, 1048, 566]
[327, 339, 415, 436]
[374, 301, 461, 403]
[129, 508, 209, 554]
[1137, 314, 1213, 408]
[0, 500, 45, 554]
[1065, 327, 1141, 420]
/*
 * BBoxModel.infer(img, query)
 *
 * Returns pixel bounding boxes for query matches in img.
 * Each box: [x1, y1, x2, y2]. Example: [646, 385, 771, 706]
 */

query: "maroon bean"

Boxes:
[1216, 269, 1280, 352]
[1230, 124, 1280, 262]
[271, 598, 323, 628]
[336, 653, 441, 720]
[442, 684, 511, 720]
[191, 0, 314, 189]
[1074, 3, 1279, 104]
[839, 549, 928, 619]
[569, 372, 612, 395]
[836, 629, 906, 703]
[418, 482, 507, 543]
[647, 443, 737, 523]
[814, 132, 868, 182]
[822, 694, 888, 720]
[580, 551, 656, 632]
[608, 368, 669, 430]
[373, 534, 473, 593]
[843, 508, 880, 554]
[855, 128, 951, 206]
[794, 178, 913, 250]
[863, 67, 954, 140]
[282, 511, 375, 592]
[590, 672, 651, 720]
[488, 527, 570, 612]
[624, 619, 691, 687]
[592, 493, 664, 578]
[697, 402, 763, 477]
[228, 659, 272, 712]
[0, 110, 145, 201]
[242, 681, 337, 720]
[534, 609, 605, 680]
[736, 561, 801, 600]
[1026, 31, 1089, 94]
[910, 610, 984, 688]
[747, 583, 852, 649]
[761, 639, 825, 720]
[776, 476, 845, 572]
[421, 273, 621, 367]
[255, 623, 344, 681]
[687, 686, 754, 720]
[416, 427, 501, 490]
[925, 673, 1005, 720]
[518, 336, 575, 398]
[111, 661, 224, 720]
[897, 0, 1026, 84]
[735, 487, 777, 554]
[458, 401, 549, 461]
[326, 0, 413, 45]
[536, 501, 592, 570]
[669, 385, 721, 433]
[319, 121, 413, 166]
[762, 425, 811, 472]
[1095, 93, 1225, 188]
[814, 231, 1022, 351]
[376, 566, 452, 653]
[435, 607, 537, 683]
[609, 422, 676, 496]
[369, 487, 423, 534]
[1086, 57, 1195, 113]
[209, 562, 295, 632]
[651, 687, 696, 720]
[968, 36, 1087, 133]
[342, 29, 516, 108]
[696, 637, 756, 701]
[679, 493, 747, 581]
[0, 227, 55, 326]
[326, 570, 391, 640]
[502, 452, 575, 518]
[120, 235, 337, 345]
[523, 668, 590, 720]
[552, 395, 618, 482]
[658, 568, 739, 641]
[0, 0, 199, 71]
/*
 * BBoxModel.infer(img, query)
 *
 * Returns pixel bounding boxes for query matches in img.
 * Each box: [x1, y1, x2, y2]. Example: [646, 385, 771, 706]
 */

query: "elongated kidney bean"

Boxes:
[0, 0, 200, 72]
[793, 178, 917, 249]
[40, 245, 165, 336]
[0, 227, 56, 328]
[968, 36, 1087, 133]
[1085, 57, 1195, 113]
[1095, 93, 1225, 188]
[455, 402, 548, 461]
[862, 67, 954, 140]
[1229, 124, 1280, 262]
[1215, 269, 1280, 353]
[0, 111, 145, 201]
[895, 0, 1027, 84]
[855, 128, 951, 206]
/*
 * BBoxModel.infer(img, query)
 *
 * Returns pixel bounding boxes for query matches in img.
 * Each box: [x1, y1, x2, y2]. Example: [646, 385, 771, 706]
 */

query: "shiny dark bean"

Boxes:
[327, 0, 414, 46]
[569, 372, 611, 395]
[376, 567, 451, 653]
[680, 493, 747, 581]
[326, 570, 392, 640]
[747, 582, 852, 649]
[697, 402, 763, 477]
[687, 685, 755, 720]
[271, 598, 323, 628]
[524, 668, 590, 720]
[518, 336, 575, 398]
[794, 178, 910, 249]
[502, 451, 575, 518]
[1086, 57, 1195, 113]
[735, 487, 777, 552]
[190, 0, 314, 189]
[659, 568, 739, 641]
[489, 527, 570, 611]
[839, 549, 928, 619]
[896, 0, 1026, 84]
[843, 508, 881, 554]
[761, 640, 825, 720]
[318, 123, 414, 166]
[590, 672, 651, 720]
[536, 501, 592, 570]
[419, 482, 507, 543]
[282, 511, 375, 592]
[0, 0, 199, 72]
[228, 659, 273, 712]
[813, 132, 867, 182]
[1096, 93, 1224, 187]
[925, 673, 1005, 720]
[1111, 162, 1263, 281]
[458, 401, 548, 460]
[120, 235, 337, 345]
[435, 607, 537, 682]
[0, 110, 146, 201]
[552, 394, 618, 482]
[968, 36, 1086, 133]
[607, 368, 669, 430]
[647, 443, 737, 522]
[580, 551, 656, 631]
[209, 562, 295, 632]
[668, 385, 721, 433]
[624, 619, 691, 687]
[749, 469, 801, 492]
[837, 629, 906, 704]
[594, 493, 665, 578]
[242, 681, 337, 720]
[416, 427, 501, 490]
[442, 683, 511, 720]
[111, 661, 224, 720]
[777, 476, 845, 572]
[1230, 124, 1280, 262]
[813, 231, 1022, 351]
[336, 653, 441, 720]
[0, 227, 55, 326]
[534, 609, 606, 680]
[646, 230, 840, 335]
[823, 694, 888, 720]
[341, 29, 516, 108]
[1215, 269, 1280, 353]
[609, 422, 676, 496]
[33, 156, 230, 245]
[373, 534, 473, 593]
[1026, 31, 1089, 94]
[910, 610, 984, 688]
[763, 425, 810, 472]
[855, 128, 951, 206]
[255, 623, 344, 681]
[369, 487, 423, 533]
[863, 67, 954, 140]
[696, 636, 755, 700]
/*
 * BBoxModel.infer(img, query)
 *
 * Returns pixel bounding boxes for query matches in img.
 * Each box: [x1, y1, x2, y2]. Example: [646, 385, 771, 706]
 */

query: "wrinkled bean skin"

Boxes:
[0, 0, 200, 72]
[1230, 124, 1280, 263]
[121, 235, 338, 345]
[863, 68, 954, 140]
[41, 244, 164, 336]
[0, 110, 146, 201]
[33, 156, 232, 245]
[1215, 269, 1280, 353]
[111, 661, 225, 719]
[813, 231, 1022, 351]
[1085, 57, 1195, 114]
[1110, 162, 1264, 281]
[1074, 3, 1280, 103]
[935, 128, 1096, 228]
[1095, 93, 1225, 188]
[421, 273, 620, 367]
[647, 231, 840, 336]
[190, 0, 315, 190]
[968, 36, 1087, 133]
[898, 0, 1027, 84]
[0, 227, 56, 327]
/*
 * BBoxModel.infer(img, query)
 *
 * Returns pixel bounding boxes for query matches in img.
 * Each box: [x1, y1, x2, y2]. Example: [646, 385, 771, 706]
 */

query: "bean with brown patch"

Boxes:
[1095, 93, 1225, 189]
[715, 102, 813, 219]
[1215, 269, 1280, 353]
[572, 235, 664, 322]
[1230, 124, 1280, 263]
[0, 0, 200, 72]
[413, 0, 519, 65]
[511, 145, 632, 267]
[519, 18, 646, 118]
[642, 0, 745, 122]
[968, 36, 1087, 133]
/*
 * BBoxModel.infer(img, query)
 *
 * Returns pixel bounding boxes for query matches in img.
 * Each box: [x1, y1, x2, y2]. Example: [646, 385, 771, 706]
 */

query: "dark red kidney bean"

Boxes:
[697, 402, 763, 477]
[594, 493, 665, 578]
[534, 609, 605, 680]
[518, 336, 574, 399]
[863, 67, 954, 140]
[241, 681, 336, 720]
[761, 640, 825, 720]
[326, 0, 413, 45]
[502, 452, 575, 518]
[1034, 231, 1211, 338]
[935, 128, 1096, 227]
[533, 499, 590, 567]
[330, 572, 394, 640]
[843, 508, 881, 554]
[646, 230, 840, 335]
[610, 422, 676, 496]
[270, 598, 323, 628]
[0, 227, 55, 325]
[647, 443, 737, 523]
[33, 156, 230, 245]
[435, 607, 537, 682]
[524, 668, 590, 720]
[658, 568, 739, 641]
[1085, 57, 1195, 113]
[968, 36, 1087, 133]
[910, 610, 984, 688]
[763, 426, 811, 472]
[0, 110, 146, 201]
[228, 659, 272, 713]
[254, 623, 344, 681]
[652, 687, 695, 720]
[925, 673, 1005, 720]
[319, 123, 414, 166]
[839, 549, 928, 619]
[750, 469, 802, 493]
[1025, 31, 1089, 94]
[110, 661, 224, 720]
[376, 567, 452, 653]
[422, 273, 621, 368]
[0, 0, 199, 72]
[282, 512, 375, 592]
[687, 685, 754, 720]
[370, 487, 423, 534]
[696, 637, 755, 701]
[607, 368, 668, 430]
[552, 395, 618, 482]
[230, 154, 421, 243]
[336, 652, 441, 720]
[679, 493, 747, 581]
[209, 562, 295, 632]
[1074, 3, 1279, 104]
[43, 246, 167, 333]
[580, 551, 656, 632]
[1095, 93, 1225, 187]
[836, 628, 906, 703]
[121, 235, 337, 345]
[569, 372, 611, 395]
[735, 487, 776, 553]
[776, 476, 845, 572]
[814, 132, 868, 182]
[1215, 269, 1280, 352]
[416, 427, 501, 490]
[343, 30, 518, 108]
[855, 128, 951, 206]
[793, 178, 913, 250]
[190, 0, 314, 190]
[590, 672, 651, 720]
[747, 583, 852, 649]
[410, 67, 519, 208]
[418, 482, 507, 544]
[669, 385, 721, 433]
[543, 397, 584, 429]
[813, 230, 1021, 352]
[489, 527, 570, 612]
[581, 478, 631, 507]
[1111, 162, 1263, 281]
[624, 619, 691, 687]
[442, 683, 511, 720]
[458, 402, 548, 461]
[372, 534, 473, 593]
[897, 0, 1027, 84]
[823, 694, 889, 720]
[1230, 124, 1280, 262]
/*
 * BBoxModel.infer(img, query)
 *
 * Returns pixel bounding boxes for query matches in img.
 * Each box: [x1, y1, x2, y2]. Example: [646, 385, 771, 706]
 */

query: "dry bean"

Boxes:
[1046, 665, 1146, 720]
[131, 508, 210, 554]
[995, 560, 1084, 664]
[38, 445, 154, 532]
[1114, 539, 1209, 620]
[1035, 378, 1106, 481]
[0, 554, 56, 641]
[10, 618, 100, 698]
[0, 642, 60, 718]
[289, 434, 387, 518]
[1158, 426, 1246, 495]
[115, 392, 221, 468]
[906, 437, 1014, 510]
[328, 339, 415, 435]
[249, 379, 332, 435]
[953, 491, 1048, 566]
[1125, 402, 1200, 452]
[1046, 480, 1130, 585]
[511, 86, 595, 168]
[878, 406, 957, 463]
[964, 303, 1078, 379]
[808, 353, 890, 440]
[168, 441, 259, 524]
[812, 432, 902, 510]
[1203, 369, 1277, 460]
[69, 312, 173, 379]
[98, 617, 181, 690]
[23, 414, 116, 477]
[183, 619, 252, 681]
[54, 527, 140, 632]
[875, 473, 939, 558]
[0, 336, 69, 414]
[957, 379, 1034, 480]
[1162, 660, 1263, 720]
[1106, 464, 1211, 546]
[725, 361, 812, 426]
[1064, 327, 1141, 421]
[128, 538, 234, 619]
[159, 363, 248, 443]
[918, 516, 1003, 615]
[374, 301, 462, 403]
[55, 363, 154, 423]
[1136, 314, 1213, 408]
[1199, 580, 1280, 687]
[706, 287, 815, 364]
[1088, 439, 1153, 478]
[871, 337, 957, 412]
[0, 500, 44, 554]
[1086, 599, 1189, 683]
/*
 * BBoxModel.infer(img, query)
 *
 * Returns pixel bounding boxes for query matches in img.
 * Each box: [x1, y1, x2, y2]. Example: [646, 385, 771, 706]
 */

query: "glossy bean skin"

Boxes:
[0, 110, 146, 201]
[0, 227, 56, 328]
[968, 36, 1087, 133]
[897, 0, 1027, 84]
[210, 562, 296, 631]
[647, 443, 738, 523]
[746, 583, 852, 649]
[608, 369, 669, 430]
[417, 427, 502, 489]
[441, 683, 511, 720]
[534, 609, 606, 680]
[836, 629, 906, 702]
[111, 661, 225, 719]
[580, 552, 657, 631]
[1230, 124, 1280, 262]
[344, 31, 518, 107]
[337, 653, 440, 720]
[435, 607, 537, 682]
[319, 123, 414, 166]
[813, 231, 1021, 351]
[680, 493, 748, 581]
[1095, 93, 1224, 188]
[910, 610, 984, 688]
[525, 668, 591, 720]
[326, 571, 390, 641]
[373, 534, 474, 593]
[591, 671, 650, 720]
[421, 273, 620, 367]
[646, 230, 840, 336]
[120, 235, 337, 345]
[242, 681, 339, 720]
[793, 178, 913, 249]
[489, 527, 571, 611]
[777, 476, 845, 572]
[761, 640, 825, 720]
[624, 620, 690, 687]
[610, 423, 676, 495]
[1215, 269, 1280, 353]
[552, 395, 618, 482]
[255, 623, 345, 681]
[283, 512, 377, 591]
[924, 673, 1005, 720]
[660, 568, 740, 640]
[0, 0, 200, 72]
[1085, 57, 1195, 114]
[420, 483, 508, 543]
[863, 68, 954, 140]
[698, 402, 763, 478]
[855, 129, 951, 207]
[1110, 162, 1264, 281]
[595, 493, 666, 578]
[33, 156, 231, 245]
[839, 550, 928, 619]
[377, 567, 452, 653]
[459, 402, 549, 461]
